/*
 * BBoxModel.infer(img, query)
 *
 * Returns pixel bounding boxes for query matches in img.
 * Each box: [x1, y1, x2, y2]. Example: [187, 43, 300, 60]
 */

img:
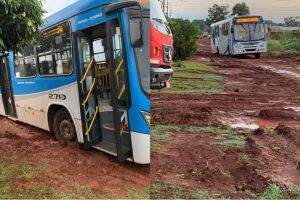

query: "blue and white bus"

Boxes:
[211, 16, 267, 59]
[0, 0, 150, 164]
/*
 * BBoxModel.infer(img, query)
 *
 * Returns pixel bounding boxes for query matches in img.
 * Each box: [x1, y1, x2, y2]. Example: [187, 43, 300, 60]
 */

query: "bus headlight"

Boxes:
[235, 43, 243, 49]
[141, 111, 150, 128]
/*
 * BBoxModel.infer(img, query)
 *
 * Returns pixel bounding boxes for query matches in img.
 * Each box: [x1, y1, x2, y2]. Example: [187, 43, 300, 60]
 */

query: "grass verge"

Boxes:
[152, 124, 246, 149]
[156, 61, 224, 94]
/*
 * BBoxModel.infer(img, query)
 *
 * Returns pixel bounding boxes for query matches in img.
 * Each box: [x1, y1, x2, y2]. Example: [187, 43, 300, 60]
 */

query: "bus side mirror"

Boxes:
[231, 27, 234, 33]
[130, 18, 143, 48]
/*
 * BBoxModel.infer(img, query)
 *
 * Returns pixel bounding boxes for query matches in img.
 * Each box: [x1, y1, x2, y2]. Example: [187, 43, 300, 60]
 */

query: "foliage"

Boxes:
[206, 4, 230, 26]
[232, 3, 250, 16]
[268, 33, 300, 53]
[282, 38, 300, 51]
[168, 18, 200, 60]
[284, 16, 300, 27]
[259, 184, 284, 200]
[0, 0, 44, 52]
[192, 19, 209, 32]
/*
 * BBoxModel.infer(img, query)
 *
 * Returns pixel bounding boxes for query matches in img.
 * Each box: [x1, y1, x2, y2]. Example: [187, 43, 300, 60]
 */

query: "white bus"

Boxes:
[0, 0, 150, 164]
[211, 16, 267, 59]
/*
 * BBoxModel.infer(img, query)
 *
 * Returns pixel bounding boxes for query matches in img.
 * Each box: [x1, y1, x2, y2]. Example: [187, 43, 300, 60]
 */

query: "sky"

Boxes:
[43, 0, 300, 23]
[43, 0, 78, 17]
[170, 0, 300, 23]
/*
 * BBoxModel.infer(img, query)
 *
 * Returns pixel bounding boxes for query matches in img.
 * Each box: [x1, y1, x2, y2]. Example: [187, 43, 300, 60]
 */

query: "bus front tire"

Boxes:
[53, 109, 77, 145]
[255, 53, 261, 59]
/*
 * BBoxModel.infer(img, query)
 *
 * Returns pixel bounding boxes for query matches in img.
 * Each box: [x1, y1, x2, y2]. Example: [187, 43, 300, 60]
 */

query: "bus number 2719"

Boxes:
[49, 94, 67, 100]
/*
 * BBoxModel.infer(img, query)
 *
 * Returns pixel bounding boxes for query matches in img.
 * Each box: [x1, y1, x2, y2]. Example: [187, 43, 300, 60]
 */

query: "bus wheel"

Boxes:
[255, 53, 261, 59]
[53, 109, 77, 145]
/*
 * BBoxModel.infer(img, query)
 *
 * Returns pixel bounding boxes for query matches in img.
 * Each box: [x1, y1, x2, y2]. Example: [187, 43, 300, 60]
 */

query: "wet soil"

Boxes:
[151, 38, 300, 198]
[0, 117, 149, 198]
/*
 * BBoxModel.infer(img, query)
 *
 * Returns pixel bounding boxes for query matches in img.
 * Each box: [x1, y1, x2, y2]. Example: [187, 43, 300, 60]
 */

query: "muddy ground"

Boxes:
[0, 117, 149, 199]
[151, 38, 300, 199]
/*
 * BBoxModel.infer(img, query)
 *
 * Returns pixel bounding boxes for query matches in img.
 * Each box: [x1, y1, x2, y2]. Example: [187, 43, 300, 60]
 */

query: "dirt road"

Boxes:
[151, 38, 300, 199]
[0, 117, 149, 199]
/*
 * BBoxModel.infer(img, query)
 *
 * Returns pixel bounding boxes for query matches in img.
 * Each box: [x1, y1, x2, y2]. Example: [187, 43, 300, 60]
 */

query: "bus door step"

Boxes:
[93, 140, 131, 159]
[102, 123, 129, 135]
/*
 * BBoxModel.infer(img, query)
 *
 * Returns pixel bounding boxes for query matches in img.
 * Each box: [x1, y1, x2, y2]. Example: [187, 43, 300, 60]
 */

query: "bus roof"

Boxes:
[211, 15, 263, 27]
[43, 0, 123, 29]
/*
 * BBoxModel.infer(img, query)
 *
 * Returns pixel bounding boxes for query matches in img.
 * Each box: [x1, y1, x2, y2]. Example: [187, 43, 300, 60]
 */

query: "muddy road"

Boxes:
[0, 117, 149, 199]
[151, 38, 300, 199]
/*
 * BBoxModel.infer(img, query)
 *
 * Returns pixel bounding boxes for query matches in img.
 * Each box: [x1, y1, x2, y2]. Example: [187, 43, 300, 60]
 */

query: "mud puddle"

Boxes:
[222, 116, 300, 130]
[260, 65, 300, 78]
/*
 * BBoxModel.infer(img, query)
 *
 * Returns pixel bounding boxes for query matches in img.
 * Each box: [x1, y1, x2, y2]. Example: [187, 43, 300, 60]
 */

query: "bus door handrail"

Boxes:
[82, 78, 96, 106]
[80, 56, 94, 84]
[115, 59, 124, 87]
[86, 106, 99, 136]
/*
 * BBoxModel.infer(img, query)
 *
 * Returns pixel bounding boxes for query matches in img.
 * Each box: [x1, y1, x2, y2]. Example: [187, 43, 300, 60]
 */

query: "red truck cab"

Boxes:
[150, 0, 174, 89]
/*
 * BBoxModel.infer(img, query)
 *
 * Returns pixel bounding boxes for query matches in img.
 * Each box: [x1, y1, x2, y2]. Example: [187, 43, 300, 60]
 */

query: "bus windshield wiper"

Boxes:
[241, 24, 248, 32]
[152, 18, 164, 24]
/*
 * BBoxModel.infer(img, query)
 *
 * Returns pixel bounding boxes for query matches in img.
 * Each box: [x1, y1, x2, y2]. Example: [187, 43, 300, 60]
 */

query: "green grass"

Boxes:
[268, 33, 300, 54]
[0, 157, 108, 199]
[259, 184, 284, 200]
[151, 125, 173, 151]
[158, 61, 224, 94]
[268, 40, 282, 52]
[127, 186, 150, 199]
[151, 181, 209, 199]
[153, 124, 246, 148]
[173, 61, 215, 72]
[289, 186, 300, 198]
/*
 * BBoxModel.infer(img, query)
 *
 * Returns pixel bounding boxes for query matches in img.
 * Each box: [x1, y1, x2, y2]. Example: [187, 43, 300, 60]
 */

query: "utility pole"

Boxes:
[170, 1, 172, 18]
[165, 0, 169, 18]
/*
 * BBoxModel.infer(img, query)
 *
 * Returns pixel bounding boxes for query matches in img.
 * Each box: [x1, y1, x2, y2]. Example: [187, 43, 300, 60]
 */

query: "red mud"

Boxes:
[0, 117, 149, 198]
[246, 129, 300, 187]
[151, 38, 300, 198]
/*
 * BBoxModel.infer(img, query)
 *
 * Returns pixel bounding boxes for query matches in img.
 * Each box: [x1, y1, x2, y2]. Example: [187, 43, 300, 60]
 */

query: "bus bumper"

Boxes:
[150, 67, 174, 89]
[131, 131, 150, 164]
[233, 42, 267, 55]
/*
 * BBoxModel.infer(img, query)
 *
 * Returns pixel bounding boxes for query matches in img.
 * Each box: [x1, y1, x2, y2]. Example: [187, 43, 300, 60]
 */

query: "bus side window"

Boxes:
[14, 46, 36, 78]
[37, 22, 72, 76]
[223, 23, 229, 36]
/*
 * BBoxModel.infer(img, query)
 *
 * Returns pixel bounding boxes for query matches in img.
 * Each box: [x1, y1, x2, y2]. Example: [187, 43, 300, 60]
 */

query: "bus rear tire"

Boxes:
[255, 53, 261, 59]
[53, 109, 77, 145]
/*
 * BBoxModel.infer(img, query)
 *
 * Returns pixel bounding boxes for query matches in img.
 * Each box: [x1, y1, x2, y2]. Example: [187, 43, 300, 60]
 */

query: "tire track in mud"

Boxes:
[0, 117, 149, 198]
[151, 38, 300, 198]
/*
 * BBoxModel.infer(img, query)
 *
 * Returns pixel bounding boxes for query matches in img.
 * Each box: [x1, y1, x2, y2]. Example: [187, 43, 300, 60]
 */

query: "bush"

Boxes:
[168, 18, 200, 60]
[282, 38, 300, 51]
[268, 32, 300, 53]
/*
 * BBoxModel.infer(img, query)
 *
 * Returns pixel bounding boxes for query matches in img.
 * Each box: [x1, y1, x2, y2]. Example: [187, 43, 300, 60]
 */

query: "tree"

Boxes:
[232, 3, 250, 16]
[0, 0, 44, 52]
[169, 18, 200, 60]
[284, 16, 298, 27]
[206, 4, 229, 26]
[192, 19, 209, 32]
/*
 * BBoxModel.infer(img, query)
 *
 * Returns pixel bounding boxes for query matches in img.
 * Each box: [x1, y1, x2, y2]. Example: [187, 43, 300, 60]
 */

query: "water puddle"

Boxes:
[222, 115, 300, 130]
[260, 65, 300, 78]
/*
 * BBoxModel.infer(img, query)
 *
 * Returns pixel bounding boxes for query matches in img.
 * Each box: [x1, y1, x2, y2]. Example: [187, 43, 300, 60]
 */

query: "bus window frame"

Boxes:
[111, 16, 132, 110]
[37, 20, 74, 78]
[127, 7, 150, 98]
[14, 54, 38, 79]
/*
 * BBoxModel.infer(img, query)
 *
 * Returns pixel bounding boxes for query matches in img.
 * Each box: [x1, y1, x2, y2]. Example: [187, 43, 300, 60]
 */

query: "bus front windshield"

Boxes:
[150, 0, 172, 35]
[234, 23, 265, 42]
